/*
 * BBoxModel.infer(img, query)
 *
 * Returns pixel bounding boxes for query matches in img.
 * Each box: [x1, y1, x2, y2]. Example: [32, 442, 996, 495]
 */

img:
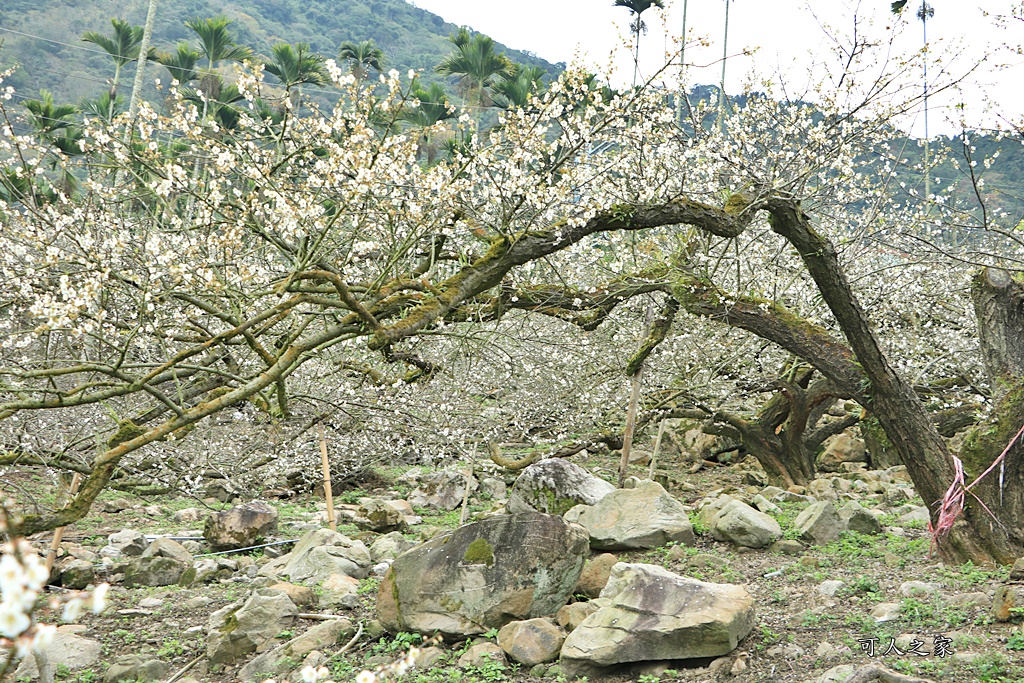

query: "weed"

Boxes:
[1007, 630, 1024, 651]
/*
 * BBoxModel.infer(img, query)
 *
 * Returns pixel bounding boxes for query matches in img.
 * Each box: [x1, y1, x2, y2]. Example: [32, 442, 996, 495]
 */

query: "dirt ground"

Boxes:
[5, 448, 1024, 683]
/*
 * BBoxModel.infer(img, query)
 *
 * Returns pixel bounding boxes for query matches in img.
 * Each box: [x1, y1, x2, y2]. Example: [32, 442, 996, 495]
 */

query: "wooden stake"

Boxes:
[45, 472, 81, 574]
[619, 306, 654, 488]
[318, 422, 336, 531]
[648, 418, 667, 480]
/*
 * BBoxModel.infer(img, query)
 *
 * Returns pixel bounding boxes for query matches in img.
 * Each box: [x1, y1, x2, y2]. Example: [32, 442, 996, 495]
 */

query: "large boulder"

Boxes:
[376, 512, 589, 637]
[124, 556, 188, 587]
[281, 528, 372, 585]
[710, 500, 782, 549]
[206, 589, 298, 666]
[203, 501, 278, 551]
[238, 618, 354, 680]
[13, 626, 101, 679]
[355, 500, 407, 532]
[507, 460, 615, 516]
[106, 529, 147, 557]
[408, 470, 477, 510]
[793, 502, 844, 545]
[560, 563, 755, 677]
[141, 537, 194, 564]
[568, 481, 694, 550]
[816, 434, 868, 472]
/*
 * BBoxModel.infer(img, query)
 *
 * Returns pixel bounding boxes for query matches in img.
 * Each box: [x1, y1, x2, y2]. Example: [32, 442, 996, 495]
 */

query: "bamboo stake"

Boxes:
[318, 422, 336, 531]
[45, 473, 81, 574]
[618, 306, 654, 488]
[648, 418, 667, 480]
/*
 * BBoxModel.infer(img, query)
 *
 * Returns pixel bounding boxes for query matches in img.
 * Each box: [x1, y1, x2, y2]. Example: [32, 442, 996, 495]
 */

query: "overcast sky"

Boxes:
[411, 0, 1023, 138]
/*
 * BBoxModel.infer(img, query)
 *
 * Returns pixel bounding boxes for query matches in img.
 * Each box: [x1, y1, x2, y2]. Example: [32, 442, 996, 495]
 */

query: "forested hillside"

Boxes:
[0, 0, 562, 104]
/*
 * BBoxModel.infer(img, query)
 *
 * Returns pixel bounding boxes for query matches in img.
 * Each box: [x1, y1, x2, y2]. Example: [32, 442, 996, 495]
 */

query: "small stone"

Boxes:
[871, 602, 902, 622]
[819, 665, 856, 683]
[107, 529, 147, 557]
[137, 597, 164, 609]
[898, 581, 940, 598]
[458, 642, 506, 669]
[1009, 557, 1024, 581]
[993, 585, 1024, 622]
[817, 580, 845, 597]
[770, 540, 805, 555]
[883, 552, 902, 567]
[574, 553, 618, 598]
[947, 592, 992, 609]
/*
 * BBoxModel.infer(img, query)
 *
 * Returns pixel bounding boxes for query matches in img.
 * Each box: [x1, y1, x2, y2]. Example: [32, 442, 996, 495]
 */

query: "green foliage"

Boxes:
[1007, 629, 1024, 651]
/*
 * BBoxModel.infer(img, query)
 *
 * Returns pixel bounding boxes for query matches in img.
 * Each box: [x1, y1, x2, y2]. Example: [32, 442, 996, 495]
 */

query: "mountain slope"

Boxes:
[0, 0, 562, 104]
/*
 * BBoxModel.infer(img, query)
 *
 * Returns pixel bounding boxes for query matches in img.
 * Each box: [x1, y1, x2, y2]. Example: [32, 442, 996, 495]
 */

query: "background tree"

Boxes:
[338, 39, 385, 81]
[613, 0, 665, 86]
[435, 28, 512, 105]
[81, 18, 154, 118]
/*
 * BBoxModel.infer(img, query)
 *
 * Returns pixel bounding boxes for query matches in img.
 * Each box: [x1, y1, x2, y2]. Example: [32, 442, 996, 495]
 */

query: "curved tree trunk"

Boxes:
[765, 199, 1015, 564]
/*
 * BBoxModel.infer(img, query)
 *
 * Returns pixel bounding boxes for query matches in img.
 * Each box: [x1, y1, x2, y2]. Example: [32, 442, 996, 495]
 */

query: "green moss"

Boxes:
[462, 538, 495, 566]
[107, 419, 145, 448]
[960, 382, 1024, 478]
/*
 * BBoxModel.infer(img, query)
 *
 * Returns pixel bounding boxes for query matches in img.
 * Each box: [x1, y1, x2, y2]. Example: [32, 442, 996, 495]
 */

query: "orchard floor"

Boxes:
[6, 454, 1024, 683]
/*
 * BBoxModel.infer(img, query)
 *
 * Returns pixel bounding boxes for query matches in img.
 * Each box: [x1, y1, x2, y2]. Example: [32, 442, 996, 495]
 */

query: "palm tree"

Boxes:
[79, 90, 125, 124]
[612, 0, 665, 86]
[492, 64, 546, 111]
[22, 91, 82, 195]
[401, 81, 456, 164]
[435, 30, 512, 106]
[22, 91, 78, 138]
[264, 42, 327, 90]
[82, 19, 151, 95]
[184, 16, 254, 71]
[156, 41, 201, 85]
[338, 39, 385, 81]
[181, 75, 245, 129]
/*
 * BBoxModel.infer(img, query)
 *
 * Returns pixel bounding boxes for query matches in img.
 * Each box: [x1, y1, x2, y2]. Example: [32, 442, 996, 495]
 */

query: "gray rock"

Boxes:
[697, 494, 739, 528]
[409, 470, 477, 510]
[479, 477, 508, 502]
[377, 512, 588, 637]
[572, 481, 695, 550]
[816, 434, 868, 472]
[816, 580, 845, 597]
[898, 581, 940, 598]
[993, 584, 1024, 622]
[102, 656, 170, 683]
[369, 531, 414, 563]
[507, 459, 615, 516]
[947, 592, 992, 609]
[1009, 557, 1024, 581]
[769, 540, 805, 555]
[838, 501, 882, 535]
[871, 602, 902, 622]
[124, 556, 188, 587]
[710, 500, 782, 549]
[896, 506, 931, 526]
[203, 501, 278, 551]
[172, 507, 204, 524]
[60, 559, 95, 590]
[238, 617, 354, 680]
[751, 494, 781, 515]
[355, 500, 407, 532]
[556, 602, 599, 632]
[458, 642, 506, 669]
[107, 529, 147, 557]
[574, 553, 618, 598]
[560, 563, 755, 677]
[282, 528, 371, 585]
[498, 618, 565, 666]
[792, 502, 844, 545]
[819, 664, 856, 683]
[141, 537, 194, 564]
[13, 626, 101, 679]
[206, 589, 298, 666]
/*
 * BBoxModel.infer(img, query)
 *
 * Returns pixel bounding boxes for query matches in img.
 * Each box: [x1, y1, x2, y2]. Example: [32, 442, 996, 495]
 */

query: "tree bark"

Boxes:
[765, 199, 1013, 564]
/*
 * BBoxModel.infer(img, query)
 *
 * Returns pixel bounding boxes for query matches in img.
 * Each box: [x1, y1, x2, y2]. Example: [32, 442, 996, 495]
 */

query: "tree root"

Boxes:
[840, 665, 936, 683]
